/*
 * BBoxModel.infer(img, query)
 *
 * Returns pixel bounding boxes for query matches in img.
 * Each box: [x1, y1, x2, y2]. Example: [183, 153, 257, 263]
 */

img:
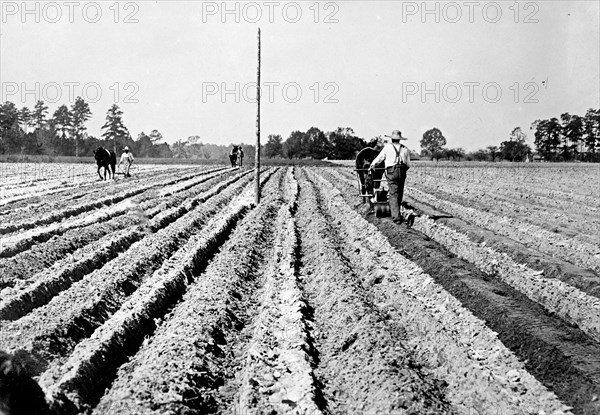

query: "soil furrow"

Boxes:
[327, 169, 600, 342]
[411, 177, 599, 245]
[92, 170, 282, 415]
[405, 186, 600, 272]
[323, 169, 599, 414]
[41, 193, 253, 414]
[0, 167, 228, 235]
[0, 171, 258, 373]
[337, 167, 600, 273]
[0, 166, 202, 216]
[296, 168, 454, 415]
[415, 166, 600, 207]
[233, 170, 324, 415]
[306, 168, 572, 414]
[0, 168, 246, 294]
[0, 168, 242, 260]
[0, 215, 143, 288]
[0, 228, 147, 321]
[332, 168, 600, 300]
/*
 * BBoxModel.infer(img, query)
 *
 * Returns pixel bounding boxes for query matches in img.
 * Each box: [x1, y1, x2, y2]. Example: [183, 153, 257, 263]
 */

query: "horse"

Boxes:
[93, 147, 117, 180]
[229, 152, 238, 168]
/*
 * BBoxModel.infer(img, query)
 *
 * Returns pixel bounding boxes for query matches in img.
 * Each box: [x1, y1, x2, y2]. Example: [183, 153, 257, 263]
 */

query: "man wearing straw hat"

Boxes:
[119, 146, 135, 178]
[369, 130, 410, 224]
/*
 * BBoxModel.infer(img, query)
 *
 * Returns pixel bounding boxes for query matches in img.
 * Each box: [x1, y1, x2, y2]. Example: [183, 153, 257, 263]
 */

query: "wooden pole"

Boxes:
[255, 28, 261, 204]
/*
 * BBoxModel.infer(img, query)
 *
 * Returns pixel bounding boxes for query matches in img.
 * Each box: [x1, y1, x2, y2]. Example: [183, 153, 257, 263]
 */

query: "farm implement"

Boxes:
[353, 166, 415, 224]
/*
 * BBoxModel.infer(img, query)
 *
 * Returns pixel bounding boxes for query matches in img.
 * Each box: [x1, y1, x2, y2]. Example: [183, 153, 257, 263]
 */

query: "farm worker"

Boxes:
[237, 145, 244, 167]
[369, 130, 410, 224]
[119, 147, 134, 177]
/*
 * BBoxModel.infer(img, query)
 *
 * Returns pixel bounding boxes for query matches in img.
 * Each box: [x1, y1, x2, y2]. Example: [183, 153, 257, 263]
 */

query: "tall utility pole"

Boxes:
[255, 28, 261, 204]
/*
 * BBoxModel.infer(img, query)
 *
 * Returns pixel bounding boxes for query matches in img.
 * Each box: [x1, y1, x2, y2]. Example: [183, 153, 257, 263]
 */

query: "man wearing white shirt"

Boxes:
[119, 146, 134, 177]
[369, 130, 410, 224]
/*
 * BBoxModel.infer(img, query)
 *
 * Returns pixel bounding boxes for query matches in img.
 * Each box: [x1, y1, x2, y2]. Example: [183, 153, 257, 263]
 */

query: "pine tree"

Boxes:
[32, 101, 48, 131]
[101, 104, 129, 153]
[71, 97, 92, 157]
[52, 105, 72, 139]
[18, 107, 32, 133]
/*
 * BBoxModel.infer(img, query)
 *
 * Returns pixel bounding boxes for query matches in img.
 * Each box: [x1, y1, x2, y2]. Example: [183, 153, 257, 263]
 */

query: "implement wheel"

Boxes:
[374, 204, 390, 218]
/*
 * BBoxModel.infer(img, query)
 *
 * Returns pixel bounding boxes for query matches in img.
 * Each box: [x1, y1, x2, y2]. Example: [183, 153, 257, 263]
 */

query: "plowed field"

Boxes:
[1, 163, 598, 415]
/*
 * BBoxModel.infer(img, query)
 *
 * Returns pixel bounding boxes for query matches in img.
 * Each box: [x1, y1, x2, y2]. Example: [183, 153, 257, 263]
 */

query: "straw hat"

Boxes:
[385, 130, 408, 141]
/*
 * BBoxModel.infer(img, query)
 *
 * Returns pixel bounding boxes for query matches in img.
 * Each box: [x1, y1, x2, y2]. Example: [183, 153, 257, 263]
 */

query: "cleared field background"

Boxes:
[0, 161, 598, 414]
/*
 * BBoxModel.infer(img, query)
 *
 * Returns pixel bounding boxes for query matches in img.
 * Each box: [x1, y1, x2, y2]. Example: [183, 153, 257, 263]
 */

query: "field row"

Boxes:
[0, 165, 596, 414]
[330, 166, 600, 413]
[0, 163, 196, 204]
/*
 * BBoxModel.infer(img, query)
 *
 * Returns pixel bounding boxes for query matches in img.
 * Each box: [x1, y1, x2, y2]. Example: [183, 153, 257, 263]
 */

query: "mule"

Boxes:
[94, 147, 117, 180]
[229, 152, 238, 168]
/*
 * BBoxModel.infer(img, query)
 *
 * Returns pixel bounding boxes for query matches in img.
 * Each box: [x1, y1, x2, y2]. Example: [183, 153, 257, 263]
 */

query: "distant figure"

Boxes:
[93, 146, 117, 181]
[229, 145, 241, 168]
[119, 146, 134, 177]
[237, 145, 244, 167]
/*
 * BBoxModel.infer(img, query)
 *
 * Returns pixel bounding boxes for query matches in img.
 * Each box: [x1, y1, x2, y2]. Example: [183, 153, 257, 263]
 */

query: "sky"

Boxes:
[1, 0, 599, 151]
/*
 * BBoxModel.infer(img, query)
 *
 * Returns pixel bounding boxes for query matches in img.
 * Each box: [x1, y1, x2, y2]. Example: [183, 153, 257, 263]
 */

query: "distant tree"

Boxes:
[306, 127, 332, 159]
[446, 147, 466, 161]
[468, 149, 489, 161]
[32, 100, 48, 131]
[486, 146, 499, 162]
[188, 143, 208, 159]
[135, 132, 153, 157]
[421, 128, 446, 160]
[154, 142, 174, 158]
[366, 136, 385, 150]
[52, 105, 72, 139]
[0, 101, 21, 153]
[182, 136, 207, 159]
[71, 97, 92, 157]
[171, 139, 189, 158]
[284, 130, 304, 159]
[329, 127, 365, 159]
[18, 107, 33, 133]
[583, 108, 600, 155]
[532, 118, 561, 160]
[509, 127, 527, 143]
[498, 127, 531, 161]
[560, 113, 585, 160]
[500, 140, 531, 161]
[101, 104, 129, 152]
[240, 144, 256, 161]
[149, 129, 163, 144]
[264, 134, 284, 158]
[0, 102, 19, 133]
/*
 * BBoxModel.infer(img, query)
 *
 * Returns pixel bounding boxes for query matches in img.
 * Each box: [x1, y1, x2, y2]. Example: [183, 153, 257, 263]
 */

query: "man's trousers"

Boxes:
[385, 165, 407, 220]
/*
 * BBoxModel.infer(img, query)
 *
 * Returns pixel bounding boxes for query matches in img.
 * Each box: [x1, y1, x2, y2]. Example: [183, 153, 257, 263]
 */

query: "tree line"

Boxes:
[0, 99, 173, 158]
[2, 98, 598, 162]
[419, 108, 599, 162]
[262, 127, 371, 160]
[0, 99, 372, 161]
